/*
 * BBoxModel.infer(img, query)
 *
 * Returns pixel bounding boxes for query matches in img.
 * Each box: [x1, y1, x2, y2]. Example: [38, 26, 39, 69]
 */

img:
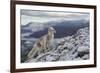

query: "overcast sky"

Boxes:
[21, 10, 90, 25]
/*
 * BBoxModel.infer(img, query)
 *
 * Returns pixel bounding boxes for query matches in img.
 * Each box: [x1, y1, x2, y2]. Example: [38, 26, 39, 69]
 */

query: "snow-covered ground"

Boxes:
[22, 27, 90, 63]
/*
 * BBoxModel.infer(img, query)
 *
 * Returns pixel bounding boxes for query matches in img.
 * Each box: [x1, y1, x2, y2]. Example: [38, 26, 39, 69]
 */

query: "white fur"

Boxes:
[27, 27, 56, 59]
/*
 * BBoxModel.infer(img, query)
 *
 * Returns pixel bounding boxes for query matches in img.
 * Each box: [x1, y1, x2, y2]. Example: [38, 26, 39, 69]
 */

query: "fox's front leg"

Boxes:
[45, 43, 51, 52]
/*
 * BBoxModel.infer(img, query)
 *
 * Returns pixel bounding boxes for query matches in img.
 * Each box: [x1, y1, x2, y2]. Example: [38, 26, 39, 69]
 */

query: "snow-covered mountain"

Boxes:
[21, 27, 90, 63]
[21, 19, 89, 38]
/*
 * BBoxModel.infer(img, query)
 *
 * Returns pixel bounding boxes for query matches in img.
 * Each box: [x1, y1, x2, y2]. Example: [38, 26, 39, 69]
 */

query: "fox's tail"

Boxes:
[27, 47, 37, 59]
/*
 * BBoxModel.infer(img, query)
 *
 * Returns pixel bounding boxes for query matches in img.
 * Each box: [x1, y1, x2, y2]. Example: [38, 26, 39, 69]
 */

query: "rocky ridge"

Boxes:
[25, 27, 90, 63]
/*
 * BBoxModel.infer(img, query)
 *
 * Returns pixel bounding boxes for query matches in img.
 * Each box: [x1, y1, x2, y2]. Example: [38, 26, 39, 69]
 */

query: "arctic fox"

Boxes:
[27, 27, 56, 59]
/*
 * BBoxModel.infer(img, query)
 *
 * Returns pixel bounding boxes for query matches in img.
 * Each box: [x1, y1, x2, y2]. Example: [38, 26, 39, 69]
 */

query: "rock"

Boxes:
[63, 42, 74, 50]
[74, 57, 82, 60]
[77, 46, 89, 53]
[45, 55, 59, 61]
[82, 54, 89, 60]
[72, 52, 78, 59]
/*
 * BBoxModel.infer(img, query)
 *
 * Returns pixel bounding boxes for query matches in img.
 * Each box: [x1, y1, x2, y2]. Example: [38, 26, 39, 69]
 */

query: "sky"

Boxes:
[21, 9, 90, 25]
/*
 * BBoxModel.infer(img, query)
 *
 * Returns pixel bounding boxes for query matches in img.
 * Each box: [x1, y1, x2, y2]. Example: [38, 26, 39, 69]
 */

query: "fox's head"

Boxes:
[48, 27, 56, 33]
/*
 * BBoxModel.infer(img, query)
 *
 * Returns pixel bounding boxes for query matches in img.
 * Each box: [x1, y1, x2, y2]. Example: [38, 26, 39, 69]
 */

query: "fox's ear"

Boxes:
[48, 27, 54, 31]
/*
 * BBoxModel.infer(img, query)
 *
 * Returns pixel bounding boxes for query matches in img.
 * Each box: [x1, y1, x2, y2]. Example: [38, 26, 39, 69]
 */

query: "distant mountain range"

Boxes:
[21, 19, 89, 38]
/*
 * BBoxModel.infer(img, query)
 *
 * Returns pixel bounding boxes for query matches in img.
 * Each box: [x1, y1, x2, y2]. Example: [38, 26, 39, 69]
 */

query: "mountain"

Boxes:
[21, 27, 90, 63]
[21, 19, 89, 38]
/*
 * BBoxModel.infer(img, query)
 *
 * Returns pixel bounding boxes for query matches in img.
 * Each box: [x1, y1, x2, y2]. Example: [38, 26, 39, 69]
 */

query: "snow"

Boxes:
[22, 27, 90, 63]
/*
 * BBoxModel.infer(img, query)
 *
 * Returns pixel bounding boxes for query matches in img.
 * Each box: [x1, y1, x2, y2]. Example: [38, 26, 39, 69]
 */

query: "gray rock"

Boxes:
[82, 54, 89, 60]
[77, 46, 89, 53]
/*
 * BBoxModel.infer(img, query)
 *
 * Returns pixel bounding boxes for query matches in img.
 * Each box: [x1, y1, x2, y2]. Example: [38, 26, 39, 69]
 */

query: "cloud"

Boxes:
[21, 10, 89, 18]
[21, 10, 90, 25]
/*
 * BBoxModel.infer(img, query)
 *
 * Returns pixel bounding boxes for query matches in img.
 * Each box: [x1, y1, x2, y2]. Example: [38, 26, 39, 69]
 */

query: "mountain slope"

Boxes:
[24, 27, 90, 63]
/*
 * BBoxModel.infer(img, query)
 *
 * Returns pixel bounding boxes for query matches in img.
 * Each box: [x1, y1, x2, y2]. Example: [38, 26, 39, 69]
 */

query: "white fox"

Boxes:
[27, 27, 56, 59]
